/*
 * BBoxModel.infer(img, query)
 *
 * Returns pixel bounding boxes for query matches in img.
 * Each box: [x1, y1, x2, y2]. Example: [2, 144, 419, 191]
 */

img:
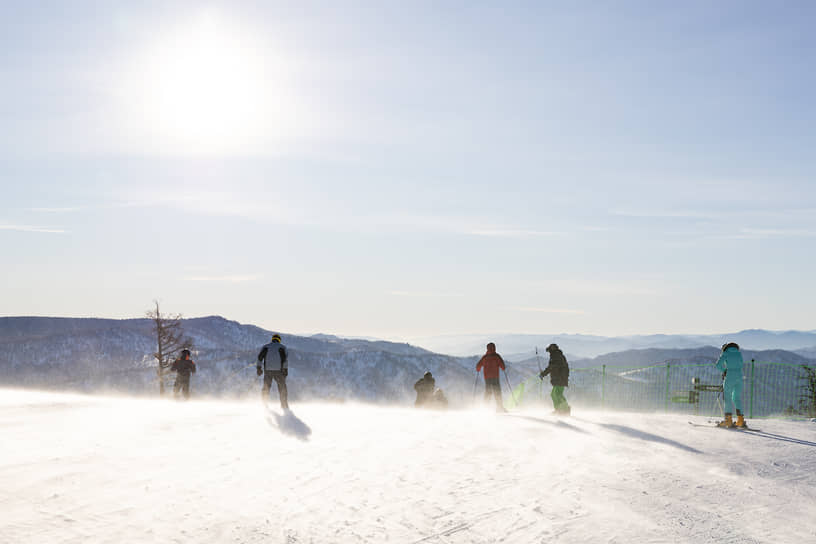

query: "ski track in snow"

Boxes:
[1, 389, 815, 543]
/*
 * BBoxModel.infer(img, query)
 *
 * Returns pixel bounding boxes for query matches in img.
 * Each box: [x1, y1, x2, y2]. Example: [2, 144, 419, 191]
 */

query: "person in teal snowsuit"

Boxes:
[715, 342, 746, 428]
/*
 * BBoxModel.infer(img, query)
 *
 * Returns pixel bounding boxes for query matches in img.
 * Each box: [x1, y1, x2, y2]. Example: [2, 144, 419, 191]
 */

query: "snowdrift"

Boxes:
[1, 389, 815, 543]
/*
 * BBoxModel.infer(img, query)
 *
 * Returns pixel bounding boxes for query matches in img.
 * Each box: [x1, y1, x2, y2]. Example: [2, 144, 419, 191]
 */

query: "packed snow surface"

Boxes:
[1, 389, 815, 543]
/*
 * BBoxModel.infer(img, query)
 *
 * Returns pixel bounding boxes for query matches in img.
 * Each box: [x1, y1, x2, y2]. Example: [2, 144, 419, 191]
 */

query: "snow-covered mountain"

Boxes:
[0, 316, 483, 403]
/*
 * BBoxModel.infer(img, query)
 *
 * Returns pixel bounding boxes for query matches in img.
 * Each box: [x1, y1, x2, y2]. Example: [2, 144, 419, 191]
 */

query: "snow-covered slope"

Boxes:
[2, 389, 814, 543]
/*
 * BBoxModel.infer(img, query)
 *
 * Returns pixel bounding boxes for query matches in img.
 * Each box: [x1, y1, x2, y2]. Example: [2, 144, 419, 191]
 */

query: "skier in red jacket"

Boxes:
[476, 342, 506, 412]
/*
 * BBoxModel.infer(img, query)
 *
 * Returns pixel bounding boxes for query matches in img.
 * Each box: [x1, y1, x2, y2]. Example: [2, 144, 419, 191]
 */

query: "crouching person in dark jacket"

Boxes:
[540, 343, 570, 415]
[414, 371, 435, 407]
[414, 371, 449, 409]
[257, 334, 289, 410]
[171, 349, 196, 400]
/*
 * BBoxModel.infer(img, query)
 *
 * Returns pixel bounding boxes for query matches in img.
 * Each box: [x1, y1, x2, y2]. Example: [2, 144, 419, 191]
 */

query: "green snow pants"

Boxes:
[551, 385, 569, 412]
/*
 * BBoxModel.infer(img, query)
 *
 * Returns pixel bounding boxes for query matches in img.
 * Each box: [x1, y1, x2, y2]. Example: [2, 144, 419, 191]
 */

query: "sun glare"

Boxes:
[122, 13, 288, 154]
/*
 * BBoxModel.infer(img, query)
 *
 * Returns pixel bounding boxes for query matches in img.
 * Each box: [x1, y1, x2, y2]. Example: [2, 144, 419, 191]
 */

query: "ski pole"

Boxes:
[503, 368, 518, 407]
[535, 346, 543, 400]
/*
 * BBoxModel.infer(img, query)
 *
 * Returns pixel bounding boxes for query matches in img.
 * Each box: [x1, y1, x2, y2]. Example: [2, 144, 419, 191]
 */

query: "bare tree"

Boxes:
[799, 365, 816, 417]
[146, 301, 193, 396]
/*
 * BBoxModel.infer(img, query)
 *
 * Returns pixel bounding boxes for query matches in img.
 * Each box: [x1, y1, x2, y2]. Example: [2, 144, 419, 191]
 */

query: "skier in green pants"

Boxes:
[539, 343, 571, 415]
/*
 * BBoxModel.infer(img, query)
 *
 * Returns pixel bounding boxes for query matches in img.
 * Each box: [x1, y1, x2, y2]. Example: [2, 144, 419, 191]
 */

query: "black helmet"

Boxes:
[546, 343, 559, 353]
[722, 342, 739, 351]
[424, 371, 432, 379]
[271, 334, 282, 343]
[181, 348, 191, 358]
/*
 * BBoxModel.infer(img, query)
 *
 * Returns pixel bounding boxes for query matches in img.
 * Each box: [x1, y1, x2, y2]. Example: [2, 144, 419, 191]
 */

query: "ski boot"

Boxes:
[734, 412, 747, 429]
[717, 413, 734, 428]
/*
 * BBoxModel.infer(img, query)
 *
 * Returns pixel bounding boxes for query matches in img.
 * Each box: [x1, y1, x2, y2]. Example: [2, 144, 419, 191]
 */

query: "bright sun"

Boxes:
[123, 13, 287, 154]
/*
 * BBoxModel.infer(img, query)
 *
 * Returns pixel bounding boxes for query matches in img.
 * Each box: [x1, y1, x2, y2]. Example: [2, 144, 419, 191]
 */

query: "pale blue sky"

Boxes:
[2, 1, 815, 339]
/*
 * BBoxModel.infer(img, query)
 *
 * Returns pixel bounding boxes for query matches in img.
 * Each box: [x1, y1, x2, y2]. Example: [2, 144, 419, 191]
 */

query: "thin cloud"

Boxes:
[389, 291, 464, 298]
[738, 228, 816, 238]
[184, 274, 261, 283]
[0, 224, 66, 234]
[710, 228, 816, 240]
[532, 279, 660, 297]
[465, 229, 561, 238]
[26, 207, 82, 213]
[514, 307, 586, 315]
[611, 209, 715, 219]
[368, 213, 561, 238]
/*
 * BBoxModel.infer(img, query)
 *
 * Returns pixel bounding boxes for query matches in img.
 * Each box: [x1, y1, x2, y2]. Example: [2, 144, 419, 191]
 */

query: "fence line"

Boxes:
[513, 359, 816, 418]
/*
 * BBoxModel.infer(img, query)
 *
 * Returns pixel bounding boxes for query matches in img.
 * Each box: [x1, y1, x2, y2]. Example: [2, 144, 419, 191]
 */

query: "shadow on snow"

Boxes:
[264, 403, 312, 442]
[742, 430, 816, 447]
[506, 414, 592, 435]
[594, 423, 702, 454]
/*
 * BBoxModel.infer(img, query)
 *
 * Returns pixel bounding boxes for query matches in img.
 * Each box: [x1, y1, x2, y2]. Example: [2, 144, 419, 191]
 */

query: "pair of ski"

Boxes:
[688, 421, 761, 432]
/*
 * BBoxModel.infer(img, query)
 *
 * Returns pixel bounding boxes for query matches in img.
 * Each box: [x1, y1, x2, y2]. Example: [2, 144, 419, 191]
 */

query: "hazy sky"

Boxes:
[2, 1, 815, 340]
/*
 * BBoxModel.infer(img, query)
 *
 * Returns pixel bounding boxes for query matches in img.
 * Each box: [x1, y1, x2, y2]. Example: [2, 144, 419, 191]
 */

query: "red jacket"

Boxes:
[171, 356, 196, 378]
[476, 344, 505, 379]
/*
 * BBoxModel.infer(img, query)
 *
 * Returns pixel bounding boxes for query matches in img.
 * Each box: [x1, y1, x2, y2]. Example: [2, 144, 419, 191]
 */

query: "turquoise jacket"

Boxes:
[715, 346, 743, 379]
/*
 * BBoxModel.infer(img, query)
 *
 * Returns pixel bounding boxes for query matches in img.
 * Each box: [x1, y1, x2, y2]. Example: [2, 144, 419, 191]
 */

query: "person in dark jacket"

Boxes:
[540, 343, 570, 415]
[414, 371, 436, 407]
[257, 334, 289, 410]
[170, 348, 196, 400]
[476, 342, 506, 412]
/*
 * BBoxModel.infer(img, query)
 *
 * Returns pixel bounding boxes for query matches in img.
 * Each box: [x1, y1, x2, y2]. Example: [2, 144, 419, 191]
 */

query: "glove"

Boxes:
[283, 369, 288, 377]
[722, 371, 727, 380]
[256, 366, 263, 376]
[539, 371, 545, 380]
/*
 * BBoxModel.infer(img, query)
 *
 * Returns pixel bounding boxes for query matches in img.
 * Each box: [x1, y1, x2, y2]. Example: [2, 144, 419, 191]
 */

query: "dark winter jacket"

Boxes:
[258, 340, 289, 374]
[540, 349, 569, 387]
[476, 343, 506, 380]
[171, 357, 196, 379]
[414, 375, 435, 406]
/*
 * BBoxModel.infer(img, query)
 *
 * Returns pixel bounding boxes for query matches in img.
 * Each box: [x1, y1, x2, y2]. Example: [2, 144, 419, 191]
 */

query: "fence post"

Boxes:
[749, 358, 755, 419]
[665, 363, 671, 413]
[602, 364, 606, 410]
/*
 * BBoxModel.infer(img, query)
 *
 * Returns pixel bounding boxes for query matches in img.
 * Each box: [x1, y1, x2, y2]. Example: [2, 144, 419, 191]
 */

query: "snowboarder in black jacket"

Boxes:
[170, 349, 196, 400]
[539, 343, 570, 415]
[257, 334, 289, 410]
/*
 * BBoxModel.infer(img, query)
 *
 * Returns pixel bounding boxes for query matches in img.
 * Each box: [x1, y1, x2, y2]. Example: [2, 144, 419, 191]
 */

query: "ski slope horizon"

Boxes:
[2, 388, 815, 543]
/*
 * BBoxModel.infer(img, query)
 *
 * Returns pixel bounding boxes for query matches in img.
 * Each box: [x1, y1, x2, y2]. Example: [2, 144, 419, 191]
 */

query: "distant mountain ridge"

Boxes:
[407, 330, 816, 359]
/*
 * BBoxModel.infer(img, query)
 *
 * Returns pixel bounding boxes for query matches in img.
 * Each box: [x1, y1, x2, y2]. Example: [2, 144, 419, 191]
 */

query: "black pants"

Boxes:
[263, 371, 289, 410]
[484, 378, 503, 410]
[174, 376, 191, 399]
